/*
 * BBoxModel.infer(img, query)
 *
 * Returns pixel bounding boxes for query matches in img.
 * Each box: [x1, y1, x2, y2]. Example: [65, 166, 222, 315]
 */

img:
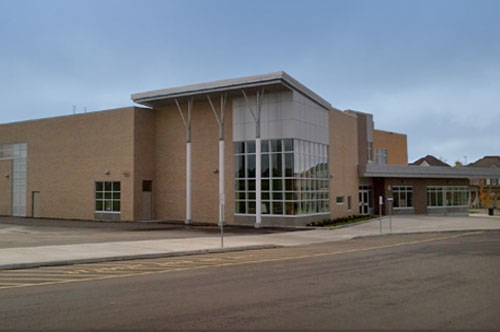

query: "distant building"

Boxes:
[410, 155, 451, 167]
[467, 156, 500, 208]
[1, 71, 499, 226]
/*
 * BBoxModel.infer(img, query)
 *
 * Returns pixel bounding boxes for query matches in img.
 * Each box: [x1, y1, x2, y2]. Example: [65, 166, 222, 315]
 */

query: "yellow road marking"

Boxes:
[0, 231, 482, 291]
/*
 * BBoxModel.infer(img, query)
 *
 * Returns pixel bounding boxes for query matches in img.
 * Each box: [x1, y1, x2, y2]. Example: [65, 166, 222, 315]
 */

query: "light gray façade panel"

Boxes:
[232, 90, 329, 144]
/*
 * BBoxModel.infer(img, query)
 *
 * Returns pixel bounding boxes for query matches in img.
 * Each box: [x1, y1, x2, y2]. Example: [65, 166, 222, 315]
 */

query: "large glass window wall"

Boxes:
[234, 139, 329, 216]
[427, 186, 469, 207]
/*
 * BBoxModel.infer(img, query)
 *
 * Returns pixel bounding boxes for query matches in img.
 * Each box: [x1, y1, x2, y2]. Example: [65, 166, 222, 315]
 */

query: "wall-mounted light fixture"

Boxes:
[104, 170, 110, 175]
[4, 174, 9, 178]
[122, 170, 130, 177]
[213, 168, 219, 174]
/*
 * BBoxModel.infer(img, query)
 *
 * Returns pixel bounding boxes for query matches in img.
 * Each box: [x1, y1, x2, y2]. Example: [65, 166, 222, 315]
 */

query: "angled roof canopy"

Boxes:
[131, 71, 332, 110]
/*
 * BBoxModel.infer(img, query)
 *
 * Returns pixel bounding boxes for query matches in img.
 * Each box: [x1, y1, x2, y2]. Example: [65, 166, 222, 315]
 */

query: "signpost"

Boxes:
[387, 197, 393, 233]
[378, 195, 383, 233]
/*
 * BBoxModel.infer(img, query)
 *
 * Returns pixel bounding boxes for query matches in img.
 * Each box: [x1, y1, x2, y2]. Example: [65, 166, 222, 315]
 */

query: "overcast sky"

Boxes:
[0, 0, 498, 164]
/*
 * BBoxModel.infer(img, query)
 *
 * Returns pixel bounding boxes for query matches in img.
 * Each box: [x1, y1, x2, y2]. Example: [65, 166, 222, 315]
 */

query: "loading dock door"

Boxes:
[32, 191, 40, 218]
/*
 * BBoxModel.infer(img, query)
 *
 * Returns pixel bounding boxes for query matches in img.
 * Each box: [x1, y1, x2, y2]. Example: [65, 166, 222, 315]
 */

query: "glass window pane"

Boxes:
[235, 155, 245, 178]
[272, 192, 282, 200]
[112, 193, 120, 200]
[285, 179, 294, 191]
[105, 182, 112, 191]
[262, 192, 270, 200]
[248, 201, 256, 214]
[272, 201, 283, 215]
[272, 179, 282, 191]
[96, 192, 103, 199]
[105, 200, 112, 211]
[261, 179, 270, 191]
[236, 201, 246, 213]
[95, 200, 103, 211]
[236, 192, 246, 200]
[248, 180, 256, 191]
[262, 201, 270, 214]
[236, 180, 246, 191]
[234, 142, 245, 154]
[294, 153, 301, 177]
[105, 193, 112, 199]
[96, 182, 103, 192]
[283, 139, 293, 152]
[113, 201, 121, 212]
[284, 153, 293, 177]
[271, 153, 282, 177]
[407, 192, 413, 207]
[261, 140, 269, 153]
[285, 192, 293, 200]
[247, 154, 256, 178]
[248, 192, 256, 200]
[261, 154, 269, 178]
[113, 182, 120, 191]
[285, 202, 293, 215]
[270, 139, 282, 152]
[246, 141, 256, 154]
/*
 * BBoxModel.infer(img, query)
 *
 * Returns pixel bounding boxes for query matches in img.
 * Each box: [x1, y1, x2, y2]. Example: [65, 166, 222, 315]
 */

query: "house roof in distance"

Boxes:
[467, 156, 500, 168]
[409, 155, 451, 167]
[131, 71, 332, 110]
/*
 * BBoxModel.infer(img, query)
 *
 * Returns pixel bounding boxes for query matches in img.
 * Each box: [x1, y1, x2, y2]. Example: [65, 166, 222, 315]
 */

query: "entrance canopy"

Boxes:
[360, 164, 500, 179]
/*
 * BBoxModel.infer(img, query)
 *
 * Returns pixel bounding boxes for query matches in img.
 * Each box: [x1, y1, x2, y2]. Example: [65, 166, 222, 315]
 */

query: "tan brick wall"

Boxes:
[329, 109, 360, 218]
[0, 108, 137, 221]
[133, 108, 155, 220]
[152, 98, 234, 224]
[373, 129, 408, 165]
[0, 160, 12, 216]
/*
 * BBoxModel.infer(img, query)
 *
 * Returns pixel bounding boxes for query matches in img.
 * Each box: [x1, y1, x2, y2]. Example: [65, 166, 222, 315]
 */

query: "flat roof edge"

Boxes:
[360, 164, 500, 179]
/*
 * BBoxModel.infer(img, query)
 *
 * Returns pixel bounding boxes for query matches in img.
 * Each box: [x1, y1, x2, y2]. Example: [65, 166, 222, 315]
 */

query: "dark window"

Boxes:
[142, 180, 152, 192]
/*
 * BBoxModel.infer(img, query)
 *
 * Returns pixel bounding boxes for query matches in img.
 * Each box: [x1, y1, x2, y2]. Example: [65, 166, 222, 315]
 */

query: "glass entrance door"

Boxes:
[359, 185, 373, 215]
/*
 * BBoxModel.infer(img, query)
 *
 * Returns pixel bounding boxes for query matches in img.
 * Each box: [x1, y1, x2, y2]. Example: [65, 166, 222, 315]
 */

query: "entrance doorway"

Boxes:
[142, 180, 152, 220]
[359, 185, 373, 215]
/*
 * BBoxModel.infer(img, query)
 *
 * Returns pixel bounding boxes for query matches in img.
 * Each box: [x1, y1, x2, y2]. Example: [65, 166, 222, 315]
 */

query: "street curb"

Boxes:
[350, 228, 500, 240]
[0, 244, 280, 271]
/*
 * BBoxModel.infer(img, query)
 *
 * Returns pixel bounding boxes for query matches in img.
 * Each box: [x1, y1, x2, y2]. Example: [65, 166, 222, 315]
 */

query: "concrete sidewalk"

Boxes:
[0, 215, 499, 270]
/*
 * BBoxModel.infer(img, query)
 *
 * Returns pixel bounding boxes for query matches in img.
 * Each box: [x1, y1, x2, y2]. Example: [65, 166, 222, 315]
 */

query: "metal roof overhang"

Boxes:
[131, 71, 332, 110]
[360, 164, 500, 179]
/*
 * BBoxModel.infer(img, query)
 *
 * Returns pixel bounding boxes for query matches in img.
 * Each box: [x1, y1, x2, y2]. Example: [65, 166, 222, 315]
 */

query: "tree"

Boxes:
[479, 186, 494, 208]
[455, 160, 463, 167]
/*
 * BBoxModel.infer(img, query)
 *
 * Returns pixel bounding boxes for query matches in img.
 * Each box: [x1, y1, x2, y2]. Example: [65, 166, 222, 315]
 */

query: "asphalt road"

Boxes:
[0, 231, 499, 331]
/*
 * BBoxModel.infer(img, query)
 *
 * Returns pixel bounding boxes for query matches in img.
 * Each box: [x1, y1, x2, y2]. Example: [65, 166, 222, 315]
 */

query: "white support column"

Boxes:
[207, 94, 227, 227]
[186, 142, 192, 223]
[255, 137, 262, 226]
[219, 139, 225, 225]
[243, 89, 264, 228]
[175, 97, 193, 225]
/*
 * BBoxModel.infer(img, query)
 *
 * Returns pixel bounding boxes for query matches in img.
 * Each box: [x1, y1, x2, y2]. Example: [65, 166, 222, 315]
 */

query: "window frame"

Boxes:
[392, 186, 413, 209]
[234, 139, 329, 217]
[95, 181, 121, 213]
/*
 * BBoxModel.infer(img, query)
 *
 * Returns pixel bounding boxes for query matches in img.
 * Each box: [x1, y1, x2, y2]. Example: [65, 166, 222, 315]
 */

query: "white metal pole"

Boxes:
[186, 142, 192, 224]
[379, 195, 382, 233]
[219, 139, 225, 226]
[255, 137, 262, 227]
